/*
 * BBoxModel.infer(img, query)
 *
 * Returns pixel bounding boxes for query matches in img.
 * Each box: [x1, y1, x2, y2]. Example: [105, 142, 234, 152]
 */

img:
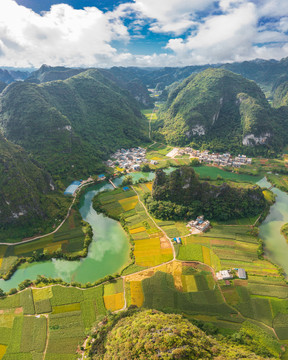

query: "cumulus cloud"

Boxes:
[130, 0, 215, 35]
[0, 0, 129, 67]
[166, 1, 288, 65]
[0, 0, 288, 68]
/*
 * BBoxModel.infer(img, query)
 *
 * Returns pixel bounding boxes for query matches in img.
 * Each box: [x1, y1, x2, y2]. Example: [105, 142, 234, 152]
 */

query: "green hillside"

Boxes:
[0, 69, 149, 179]
[158, 68, 287, 153]
[0, 81, 6, 93]
[273, 80, 288, 107]
[0, 134, 69, 238]
[88, 309, 277, 359]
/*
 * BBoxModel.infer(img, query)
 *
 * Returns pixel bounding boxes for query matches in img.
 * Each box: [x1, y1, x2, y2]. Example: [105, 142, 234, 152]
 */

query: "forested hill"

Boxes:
[0, 69, 149, 179]
[157, 68, 288, 153]
[88, 309, 275, 359]
[0, 134, 68, 230]
[25, 64, 85, 83]
[147, 166, 266, 221]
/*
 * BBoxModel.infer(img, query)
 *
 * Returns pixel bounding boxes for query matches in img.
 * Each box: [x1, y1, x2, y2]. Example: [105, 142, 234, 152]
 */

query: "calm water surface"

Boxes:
[258, 178, 288, 275]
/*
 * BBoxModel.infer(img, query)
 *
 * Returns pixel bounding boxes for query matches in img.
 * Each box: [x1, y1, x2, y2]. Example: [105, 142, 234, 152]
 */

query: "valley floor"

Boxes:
[1, 162, 288, 359]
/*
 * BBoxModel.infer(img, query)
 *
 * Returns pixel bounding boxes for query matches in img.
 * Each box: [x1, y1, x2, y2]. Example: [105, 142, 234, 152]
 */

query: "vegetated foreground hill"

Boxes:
[0, 69, 149, 179]
[158, 68, 288, 153]
[88, 309, 273, 360]
[147, 166, 266, 221]
[0, 133, 69, 232]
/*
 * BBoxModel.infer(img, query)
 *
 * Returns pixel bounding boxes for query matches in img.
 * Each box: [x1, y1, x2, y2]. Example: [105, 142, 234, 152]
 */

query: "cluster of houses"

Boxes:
[169, 147, 252, 167]
[187, 216, 210, 233]
[216, 268, 246, 281]
[105, 147, 147, 172]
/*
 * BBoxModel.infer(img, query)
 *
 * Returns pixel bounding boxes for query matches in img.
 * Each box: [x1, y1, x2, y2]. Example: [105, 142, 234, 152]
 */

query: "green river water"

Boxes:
[258, 178, 288, 275]
[0, 169, 287, 291]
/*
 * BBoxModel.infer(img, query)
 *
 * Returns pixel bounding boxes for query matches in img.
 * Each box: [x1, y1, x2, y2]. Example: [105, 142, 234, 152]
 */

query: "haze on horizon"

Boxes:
[1, 0, 288, 68]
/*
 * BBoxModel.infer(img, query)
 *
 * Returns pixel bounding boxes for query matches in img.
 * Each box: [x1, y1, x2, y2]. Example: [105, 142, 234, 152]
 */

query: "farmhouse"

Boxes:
[237, 268, 247, 279]
[187, 216, 210, 233]
[216, 270, 233, 280]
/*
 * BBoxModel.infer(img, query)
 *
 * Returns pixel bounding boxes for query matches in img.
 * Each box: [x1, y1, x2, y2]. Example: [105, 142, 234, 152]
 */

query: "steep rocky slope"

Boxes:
[158, 69, 288, 151]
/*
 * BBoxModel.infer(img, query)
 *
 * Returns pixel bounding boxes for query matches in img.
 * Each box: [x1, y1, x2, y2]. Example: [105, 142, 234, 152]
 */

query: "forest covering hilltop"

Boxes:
[146, 166, 266, 221]
[156, 69, 288, 154]
[0, 69, 149, 180]
[88, 309, 276, 360]
[0, 134, 69, 232]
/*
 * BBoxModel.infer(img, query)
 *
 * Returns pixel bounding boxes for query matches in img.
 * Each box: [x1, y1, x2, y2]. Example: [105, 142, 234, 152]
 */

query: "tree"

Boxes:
[190, 158, 200, 167]
[0, 288, 5, 297]
[141, 164, 151, 172]
[122, 175, 133, 186]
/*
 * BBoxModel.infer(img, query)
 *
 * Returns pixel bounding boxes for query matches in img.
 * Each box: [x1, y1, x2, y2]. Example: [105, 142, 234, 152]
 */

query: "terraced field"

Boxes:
[94, 185, 173, 269]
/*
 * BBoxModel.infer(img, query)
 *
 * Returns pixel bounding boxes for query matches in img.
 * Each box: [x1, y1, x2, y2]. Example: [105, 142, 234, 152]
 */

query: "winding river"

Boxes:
[258, 178, 288, 275]
[0, 169, 287, 291]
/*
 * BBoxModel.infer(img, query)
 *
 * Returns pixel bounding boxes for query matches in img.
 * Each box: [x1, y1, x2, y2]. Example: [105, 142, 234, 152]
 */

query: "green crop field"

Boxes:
[0, 283, 108, 359]
[0, 209, 87, 279]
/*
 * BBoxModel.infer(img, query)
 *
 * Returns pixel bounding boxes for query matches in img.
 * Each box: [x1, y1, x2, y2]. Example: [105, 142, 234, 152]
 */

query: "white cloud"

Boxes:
[258, 0, 288, 18]
[167, 2, 258, 63]
[128, 0, 215, 35]
[166, 1, 288, 65]
[0, 0, 129, 67]
[279, 17, 288, 33]
[0, 0, 288, 68]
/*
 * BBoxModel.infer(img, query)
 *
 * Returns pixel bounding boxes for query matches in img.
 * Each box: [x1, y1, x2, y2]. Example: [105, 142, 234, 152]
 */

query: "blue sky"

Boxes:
[1, 0, 288, 68]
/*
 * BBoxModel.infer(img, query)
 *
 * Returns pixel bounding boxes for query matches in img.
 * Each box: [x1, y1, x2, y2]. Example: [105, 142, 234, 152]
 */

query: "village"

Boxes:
[104, 147, 160, 172]
[104, 147, 148, 172]
[167, 147, 253, 167]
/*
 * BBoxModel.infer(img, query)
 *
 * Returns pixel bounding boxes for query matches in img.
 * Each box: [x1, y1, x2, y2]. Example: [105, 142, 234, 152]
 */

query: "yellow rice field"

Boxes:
[130, 227, 146, 234]
[129, 281, 144, 307]
[118, 196, 138, 211]
[202, 246, 211, 266]
[146, 182, 153, 191]
[134, 237, 173, 267]
[32, 287, 53, 302]
[104, 293, 124, 311]
[0, 345, 7, 360]
[52, 303, 81, 314]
